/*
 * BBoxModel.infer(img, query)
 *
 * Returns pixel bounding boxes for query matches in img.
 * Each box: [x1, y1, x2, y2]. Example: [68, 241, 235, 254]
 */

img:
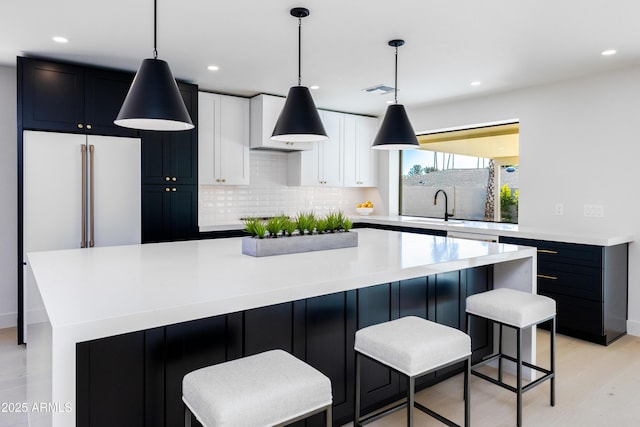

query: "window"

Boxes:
[400, 122, 519, 223]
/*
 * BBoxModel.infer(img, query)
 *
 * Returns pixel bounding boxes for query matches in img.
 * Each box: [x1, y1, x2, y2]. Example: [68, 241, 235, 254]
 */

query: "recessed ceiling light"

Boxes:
[52, 36, 68, 44]
[207, 65, 219, 71]
[310, 85, 320, 90]
[601, 49, 617, 56]
[470, 81, 481, 86]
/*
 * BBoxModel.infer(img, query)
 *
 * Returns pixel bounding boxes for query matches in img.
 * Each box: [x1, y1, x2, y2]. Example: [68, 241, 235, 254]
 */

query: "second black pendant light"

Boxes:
[271, 7, 327, 142]
[372, 39, 419, 150]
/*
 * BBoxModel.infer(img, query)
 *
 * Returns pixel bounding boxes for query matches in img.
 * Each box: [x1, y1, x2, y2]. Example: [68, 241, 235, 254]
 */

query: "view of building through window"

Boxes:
[400, 123, 519, 223]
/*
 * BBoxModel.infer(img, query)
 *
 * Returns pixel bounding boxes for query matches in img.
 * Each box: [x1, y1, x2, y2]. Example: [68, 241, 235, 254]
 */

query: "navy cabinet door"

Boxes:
[141, 83, 198, 185]
[141, 185, 197, 243]
[21, 58, 84, 132]
[76, 332, 145, 427]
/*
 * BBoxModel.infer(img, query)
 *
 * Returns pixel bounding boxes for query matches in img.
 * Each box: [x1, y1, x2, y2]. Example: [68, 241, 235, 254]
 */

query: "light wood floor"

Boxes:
[1, 327, 639, 427]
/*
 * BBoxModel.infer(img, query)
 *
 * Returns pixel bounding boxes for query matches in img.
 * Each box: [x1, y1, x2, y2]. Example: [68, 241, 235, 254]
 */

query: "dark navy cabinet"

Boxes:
[19, 57, 138, 137]
[500, 236, 628, 345]
[141, 83, 198, 243]
[76, 266, 492, 427]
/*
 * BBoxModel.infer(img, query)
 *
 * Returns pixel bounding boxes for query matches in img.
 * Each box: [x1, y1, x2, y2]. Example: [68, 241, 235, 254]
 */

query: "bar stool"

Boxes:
[354, 316, 471, 427]
[182, 349, 332, 427]
[466, 288, 556, 427]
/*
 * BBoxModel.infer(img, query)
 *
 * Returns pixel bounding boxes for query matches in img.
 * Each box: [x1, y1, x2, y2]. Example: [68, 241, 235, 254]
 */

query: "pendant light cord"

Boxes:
[394, 45, 398, 104]
[153, 0, 158, 59]
[297, 17, 302, 86]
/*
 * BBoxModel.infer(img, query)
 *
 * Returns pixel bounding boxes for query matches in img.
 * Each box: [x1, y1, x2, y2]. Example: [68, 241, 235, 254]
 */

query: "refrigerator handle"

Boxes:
[89, 145, 95, 247]
[81, 145, 87, 248]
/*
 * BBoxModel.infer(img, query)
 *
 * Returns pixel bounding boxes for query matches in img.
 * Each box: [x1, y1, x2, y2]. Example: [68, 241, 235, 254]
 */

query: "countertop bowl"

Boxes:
[356, 207, 374, 215]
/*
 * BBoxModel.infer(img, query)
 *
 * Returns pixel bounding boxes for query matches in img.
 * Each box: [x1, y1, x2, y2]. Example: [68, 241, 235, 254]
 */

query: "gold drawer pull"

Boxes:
[537, 274, 558, 280]
[537, 249, 558, 254]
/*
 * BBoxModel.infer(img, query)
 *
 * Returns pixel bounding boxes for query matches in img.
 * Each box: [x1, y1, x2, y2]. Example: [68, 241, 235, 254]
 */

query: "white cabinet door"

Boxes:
[23, 131, 85, 253]
[89, 135, 141, 247]
[319, 110, 343, 186]
[343, 115, 378, 187]
[199, 93, 250, 185]
[250, 94, 314, 151]
[288, 111, 343, 186]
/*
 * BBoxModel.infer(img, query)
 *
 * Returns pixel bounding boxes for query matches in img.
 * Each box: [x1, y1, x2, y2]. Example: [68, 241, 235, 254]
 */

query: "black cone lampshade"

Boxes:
[372, 39, 419, 150]
[115, 0, 193, 132]
[372, 104, 419, 149]
[115, 58, 194, 131]
[272, 86, 327, 142]
[271, 7, 327, 142]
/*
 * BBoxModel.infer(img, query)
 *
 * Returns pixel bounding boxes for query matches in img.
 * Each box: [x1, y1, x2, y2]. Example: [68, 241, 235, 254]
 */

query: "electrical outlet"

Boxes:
[584, 204, 604, 217]
[554, 203, 564, 215]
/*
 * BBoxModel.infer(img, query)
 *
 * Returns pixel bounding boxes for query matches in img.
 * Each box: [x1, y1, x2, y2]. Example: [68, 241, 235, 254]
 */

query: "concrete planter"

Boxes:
[242, 231, 358, 257]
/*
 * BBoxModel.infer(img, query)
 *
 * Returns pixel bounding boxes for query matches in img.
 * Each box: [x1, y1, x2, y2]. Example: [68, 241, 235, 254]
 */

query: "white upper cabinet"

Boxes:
[288, 110, 344, 186]
[198, 92, 250, 186]
[343, 115, 378, 187]
[250, 94, 314, 151]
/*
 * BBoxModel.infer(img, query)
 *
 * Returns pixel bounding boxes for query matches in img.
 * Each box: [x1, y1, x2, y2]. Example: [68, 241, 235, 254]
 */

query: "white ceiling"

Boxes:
[2, 0, 640, 117]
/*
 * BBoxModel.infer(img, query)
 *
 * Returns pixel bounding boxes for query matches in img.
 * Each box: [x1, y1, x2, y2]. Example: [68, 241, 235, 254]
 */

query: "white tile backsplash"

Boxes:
[199, 150, 368, 225]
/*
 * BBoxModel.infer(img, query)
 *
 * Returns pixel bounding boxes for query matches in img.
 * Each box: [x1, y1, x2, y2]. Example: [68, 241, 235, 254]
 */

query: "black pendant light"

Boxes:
[372, 40, 419, 150]
[115, 0, 194, 131]
[271, 7, 327, 142]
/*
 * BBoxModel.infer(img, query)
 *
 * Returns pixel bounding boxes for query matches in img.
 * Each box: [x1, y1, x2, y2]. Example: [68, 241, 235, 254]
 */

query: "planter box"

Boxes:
[242, 231, 358, 257]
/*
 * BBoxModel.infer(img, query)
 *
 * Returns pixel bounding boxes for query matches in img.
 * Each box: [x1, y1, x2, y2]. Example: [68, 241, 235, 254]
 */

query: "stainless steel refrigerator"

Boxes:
[22, 130, 141, 340]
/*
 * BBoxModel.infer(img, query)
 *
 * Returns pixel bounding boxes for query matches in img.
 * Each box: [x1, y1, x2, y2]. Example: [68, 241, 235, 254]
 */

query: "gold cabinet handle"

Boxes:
[537, 249, 558, 254]
[86, 124, 92, 130]
[537, 274, 558, 280]
[77, 123, 84, 129]
[165, 187, 170, 192]
[172, 177, 177, 182]
[221, 179, 226, 183]
[171, 187, 177, 192]
[165, 176, 171, 181]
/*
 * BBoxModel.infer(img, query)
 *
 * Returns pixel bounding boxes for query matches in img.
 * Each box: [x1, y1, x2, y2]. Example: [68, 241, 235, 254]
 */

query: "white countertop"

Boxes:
[199, 215, 633, 246]
[28, 228, 535, 343]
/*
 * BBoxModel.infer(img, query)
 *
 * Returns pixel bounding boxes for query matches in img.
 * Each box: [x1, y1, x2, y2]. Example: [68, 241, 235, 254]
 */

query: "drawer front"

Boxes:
[540, 290, 604, 340]
[537, 262, 603, 301]
[500, 236, 603, 268]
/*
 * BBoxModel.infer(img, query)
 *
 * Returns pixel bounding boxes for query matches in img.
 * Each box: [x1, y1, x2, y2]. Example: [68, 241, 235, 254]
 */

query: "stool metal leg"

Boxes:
[184, 405, 192, 427]
[516, 327, 522, 427]
[355, 352, 361, 427]
[551, 317, 556, 407]
[464, 356, 470, 427]
[326, 404, 333, 427]
[407, 376, 415, 427]
[498, 323, 503, 383]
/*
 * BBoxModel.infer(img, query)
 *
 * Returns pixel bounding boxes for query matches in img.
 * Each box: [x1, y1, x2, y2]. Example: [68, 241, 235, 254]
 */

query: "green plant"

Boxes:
[325, 212, 340, 232]
[315, 218, 328, 233]
[500, 184, 519, 223]
[243, 217, 267, 238]
[283, 218, 297, 236]
[342, 217, 353, 232]
[296, 212, 316, 234]
[266, 216, 286, 237]
[335, 211, 347, 230]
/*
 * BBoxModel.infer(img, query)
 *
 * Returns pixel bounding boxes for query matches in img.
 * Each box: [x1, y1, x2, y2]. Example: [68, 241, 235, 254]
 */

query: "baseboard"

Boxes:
[627, 319, 640, 337]
[0, 311, 17, 329]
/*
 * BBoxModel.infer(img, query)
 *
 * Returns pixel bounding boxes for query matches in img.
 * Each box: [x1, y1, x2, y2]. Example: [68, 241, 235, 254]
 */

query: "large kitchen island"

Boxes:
[26, 228, 537, 427]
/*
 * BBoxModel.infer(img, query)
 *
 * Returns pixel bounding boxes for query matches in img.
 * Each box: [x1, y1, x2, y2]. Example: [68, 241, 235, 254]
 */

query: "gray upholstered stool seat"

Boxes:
[466, 288, 556, 427]
[354, 316, 471, 427]
[182, 349, 332, 427]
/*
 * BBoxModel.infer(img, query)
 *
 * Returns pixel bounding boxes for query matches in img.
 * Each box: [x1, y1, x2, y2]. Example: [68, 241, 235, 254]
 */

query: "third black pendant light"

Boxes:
[372, 39, 419, 150]
[271, 7, 327, 142]
[114, 0, 194, 131]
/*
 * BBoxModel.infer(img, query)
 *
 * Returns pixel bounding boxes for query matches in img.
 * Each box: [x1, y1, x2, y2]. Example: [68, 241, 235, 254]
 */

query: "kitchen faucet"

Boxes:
[434, 189, 454, 221]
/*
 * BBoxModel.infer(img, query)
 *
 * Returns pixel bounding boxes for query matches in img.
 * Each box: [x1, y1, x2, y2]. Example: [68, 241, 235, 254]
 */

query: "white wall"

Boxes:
[0, 66, 17, 328]
[397, 66, 640, 336]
